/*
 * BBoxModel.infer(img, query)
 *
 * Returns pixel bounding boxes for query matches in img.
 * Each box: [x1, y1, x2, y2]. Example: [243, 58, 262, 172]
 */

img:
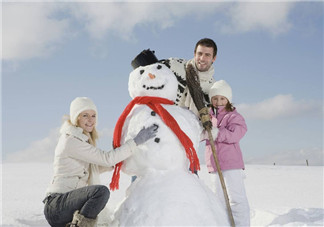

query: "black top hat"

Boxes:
[131, 49, 159, 69]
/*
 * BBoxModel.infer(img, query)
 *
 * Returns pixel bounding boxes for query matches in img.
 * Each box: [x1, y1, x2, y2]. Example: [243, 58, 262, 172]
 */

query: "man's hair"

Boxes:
[194, 38, 217, 57]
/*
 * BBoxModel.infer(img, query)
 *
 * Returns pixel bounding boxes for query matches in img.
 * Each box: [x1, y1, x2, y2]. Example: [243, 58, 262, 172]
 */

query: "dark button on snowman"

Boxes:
[110, 50, 229, 226]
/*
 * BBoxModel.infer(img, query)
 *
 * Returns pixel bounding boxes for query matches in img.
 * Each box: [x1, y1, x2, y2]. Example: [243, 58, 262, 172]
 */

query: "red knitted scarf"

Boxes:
[109, 96, 200, 190]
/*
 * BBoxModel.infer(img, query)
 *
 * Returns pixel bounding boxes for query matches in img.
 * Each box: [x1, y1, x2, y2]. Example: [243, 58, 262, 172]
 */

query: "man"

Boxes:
[130, 39, 217, 176]
[194, 38, 217, 73]
[131, 38, 218, 116]
[160, 38, 217, 115]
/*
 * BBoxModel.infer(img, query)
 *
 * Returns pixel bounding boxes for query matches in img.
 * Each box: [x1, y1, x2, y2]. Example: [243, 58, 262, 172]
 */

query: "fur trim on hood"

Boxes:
[60, 120, 89, 142]
[59, 120, 101, 186]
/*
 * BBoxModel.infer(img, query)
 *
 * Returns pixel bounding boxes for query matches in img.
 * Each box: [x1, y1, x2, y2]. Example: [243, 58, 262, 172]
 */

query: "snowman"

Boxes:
[110, 63, 229, 226]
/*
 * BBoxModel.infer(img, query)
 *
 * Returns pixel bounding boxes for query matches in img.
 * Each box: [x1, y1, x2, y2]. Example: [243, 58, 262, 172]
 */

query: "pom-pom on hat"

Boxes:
[209, 80, 233, 103]
[70, 97, 98, 126]
[131, 49, 159, 69]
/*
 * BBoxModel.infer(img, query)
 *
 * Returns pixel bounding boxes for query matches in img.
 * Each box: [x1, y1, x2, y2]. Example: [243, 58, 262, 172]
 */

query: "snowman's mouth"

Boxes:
[143, 84, 165, 90]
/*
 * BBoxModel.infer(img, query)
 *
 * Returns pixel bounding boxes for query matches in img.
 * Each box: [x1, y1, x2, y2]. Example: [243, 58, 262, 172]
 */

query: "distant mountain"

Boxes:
[245, 148, 323, 166]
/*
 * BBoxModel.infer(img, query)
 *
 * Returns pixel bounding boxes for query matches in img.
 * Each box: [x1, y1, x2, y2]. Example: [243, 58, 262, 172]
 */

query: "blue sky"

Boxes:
[2, 1, 323, 165]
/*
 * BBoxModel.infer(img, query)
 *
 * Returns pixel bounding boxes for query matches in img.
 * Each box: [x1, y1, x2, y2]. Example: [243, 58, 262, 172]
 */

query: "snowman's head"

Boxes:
[129, 63, 178, 101]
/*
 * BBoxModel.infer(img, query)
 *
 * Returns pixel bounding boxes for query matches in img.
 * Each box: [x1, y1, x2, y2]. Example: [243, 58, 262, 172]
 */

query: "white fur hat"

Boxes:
[70, 97, 98, 126]
[209, 80, 232, 103]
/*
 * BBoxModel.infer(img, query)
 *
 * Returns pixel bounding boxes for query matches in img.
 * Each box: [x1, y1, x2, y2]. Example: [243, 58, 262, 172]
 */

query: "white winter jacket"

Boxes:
[46, 121, 137, 195]
[162, 57, 215, 115]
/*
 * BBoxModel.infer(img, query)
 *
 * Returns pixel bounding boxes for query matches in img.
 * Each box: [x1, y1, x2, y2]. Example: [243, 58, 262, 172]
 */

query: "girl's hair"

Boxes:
[210, 97, 235, 113]
[211, 102, 235, 114]
[225, 102, 235, 112]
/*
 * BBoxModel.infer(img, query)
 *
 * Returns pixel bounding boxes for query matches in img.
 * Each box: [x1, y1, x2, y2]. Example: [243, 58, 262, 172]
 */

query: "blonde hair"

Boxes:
[83, 127, 98, 146]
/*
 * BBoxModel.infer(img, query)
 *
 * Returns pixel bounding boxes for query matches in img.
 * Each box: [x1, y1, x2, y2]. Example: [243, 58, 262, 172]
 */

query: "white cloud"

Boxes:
[2, 2, 297, 61]
[69, 2, 221, 40]
[96, 127, 114, 149]
[5, 127, 60, 163]
[1, 2, 221, 60]
[237, 94, 322, 120]
[246, 147, 324, 166]
[2, 3, 71, 60]
[57, 2, 297, 40]
[219, 2, 294, 35]
[5, 126, 113, 163]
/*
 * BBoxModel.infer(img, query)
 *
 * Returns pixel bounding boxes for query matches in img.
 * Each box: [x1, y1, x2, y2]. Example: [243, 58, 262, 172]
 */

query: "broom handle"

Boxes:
[184, 63, 235, 225]
[207, 129, 235, 227]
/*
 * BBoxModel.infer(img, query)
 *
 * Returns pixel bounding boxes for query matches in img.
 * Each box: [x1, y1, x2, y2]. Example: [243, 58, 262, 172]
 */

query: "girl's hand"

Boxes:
[211, 116, 218, 128]
[211, 127, 219, 140]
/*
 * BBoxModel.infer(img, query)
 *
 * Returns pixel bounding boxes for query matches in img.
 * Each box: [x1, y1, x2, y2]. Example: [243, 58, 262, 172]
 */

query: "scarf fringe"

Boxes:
[109, 162, 122, 191]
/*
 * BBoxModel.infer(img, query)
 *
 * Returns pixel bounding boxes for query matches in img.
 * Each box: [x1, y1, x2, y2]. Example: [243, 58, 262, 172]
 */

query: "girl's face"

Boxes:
[211, 95, 228, 108]
[77, 109, 96, 133]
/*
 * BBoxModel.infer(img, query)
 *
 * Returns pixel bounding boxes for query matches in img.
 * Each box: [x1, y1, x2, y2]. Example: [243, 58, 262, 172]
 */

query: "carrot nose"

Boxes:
[148, 73, 156, 79]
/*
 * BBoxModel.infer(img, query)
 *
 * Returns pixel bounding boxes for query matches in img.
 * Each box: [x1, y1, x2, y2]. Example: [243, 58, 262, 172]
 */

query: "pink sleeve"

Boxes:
[217, 113, 247, 144]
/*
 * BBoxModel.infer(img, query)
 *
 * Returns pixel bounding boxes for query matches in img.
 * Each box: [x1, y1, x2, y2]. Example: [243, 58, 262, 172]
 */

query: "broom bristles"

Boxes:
[186, 64, 212, 130]
[186, 64, 205, 111]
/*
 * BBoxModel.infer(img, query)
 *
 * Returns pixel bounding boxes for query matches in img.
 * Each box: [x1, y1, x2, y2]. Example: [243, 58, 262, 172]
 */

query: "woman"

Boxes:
[43, 97, 157, 227]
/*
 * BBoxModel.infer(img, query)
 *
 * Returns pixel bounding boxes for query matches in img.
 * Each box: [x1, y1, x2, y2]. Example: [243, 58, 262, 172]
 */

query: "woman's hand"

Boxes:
[134, 124, 159, 145]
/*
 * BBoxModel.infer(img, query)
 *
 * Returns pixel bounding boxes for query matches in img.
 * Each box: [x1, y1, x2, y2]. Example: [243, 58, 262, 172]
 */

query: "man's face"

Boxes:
[194, 45, 216, 72]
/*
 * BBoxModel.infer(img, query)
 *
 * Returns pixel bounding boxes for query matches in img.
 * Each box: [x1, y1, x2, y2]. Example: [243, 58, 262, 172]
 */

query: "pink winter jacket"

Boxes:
[204, 106, 247, 172]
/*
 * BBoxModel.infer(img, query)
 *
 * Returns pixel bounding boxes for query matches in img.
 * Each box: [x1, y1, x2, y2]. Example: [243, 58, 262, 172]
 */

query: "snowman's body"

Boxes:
[121, 104, 199, 175]
[111, 63, 229, 226]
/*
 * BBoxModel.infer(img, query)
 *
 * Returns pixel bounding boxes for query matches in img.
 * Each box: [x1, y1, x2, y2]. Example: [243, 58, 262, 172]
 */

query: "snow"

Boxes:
[1, 163, 323, 226]
[118, 104, 200, 177]
[109, 62, 227, 225]
[2, 63, 322, 226]
[112, 170, 228, 226]
[128, 63, 178, 101]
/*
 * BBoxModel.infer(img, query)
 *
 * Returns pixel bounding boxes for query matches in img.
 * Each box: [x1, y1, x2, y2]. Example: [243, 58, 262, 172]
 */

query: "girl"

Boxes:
[43, 97, 157, 227]
[203, 80, 250, 226]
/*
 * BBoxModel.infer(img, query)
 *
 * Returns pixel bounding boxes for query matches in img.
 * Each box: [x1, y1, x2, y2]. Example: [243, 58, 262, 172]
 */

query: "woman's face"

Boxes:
[78, 109, 96, 133]
[211, 95, 228, 108]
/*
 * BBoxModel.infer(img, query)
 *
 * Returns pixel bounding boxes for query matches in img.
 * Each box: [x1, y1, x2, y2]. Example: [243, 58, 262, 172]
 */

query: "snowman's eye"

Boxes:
[157, 65, 162, 70]
[140, 69, 145, 75]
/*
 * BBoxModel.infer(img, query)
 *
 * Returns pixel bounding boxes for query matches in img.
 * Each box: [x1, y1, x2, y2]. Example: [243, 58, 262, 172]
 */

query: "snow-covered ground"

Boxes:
[1, 163, 323, 226]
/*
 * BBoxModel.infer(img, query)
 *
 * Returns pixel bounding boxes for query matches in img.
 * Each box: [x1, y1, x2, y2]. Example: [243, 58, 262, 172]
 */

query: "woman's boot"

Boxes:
[68, 210, 97, 227]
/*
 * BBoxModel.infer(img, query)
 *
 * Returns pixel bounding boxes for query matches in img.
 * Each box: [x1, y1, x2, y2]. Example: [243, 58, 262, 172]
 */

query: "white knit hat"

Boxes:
[209, 80, 232, 103]
[70, 97, 98, 126]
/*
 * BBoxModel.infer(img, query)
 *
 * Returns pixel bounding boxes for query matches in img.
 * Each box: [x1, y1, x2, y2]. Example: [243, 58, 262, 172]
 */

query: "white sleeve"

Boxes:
[65, 137, 137, 167]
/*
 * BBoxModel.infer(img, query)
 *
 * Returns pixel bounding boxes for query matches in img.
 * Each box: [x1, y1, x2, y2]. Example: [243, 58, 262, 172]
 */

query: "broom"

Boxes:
[186, 63, 235, 227]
